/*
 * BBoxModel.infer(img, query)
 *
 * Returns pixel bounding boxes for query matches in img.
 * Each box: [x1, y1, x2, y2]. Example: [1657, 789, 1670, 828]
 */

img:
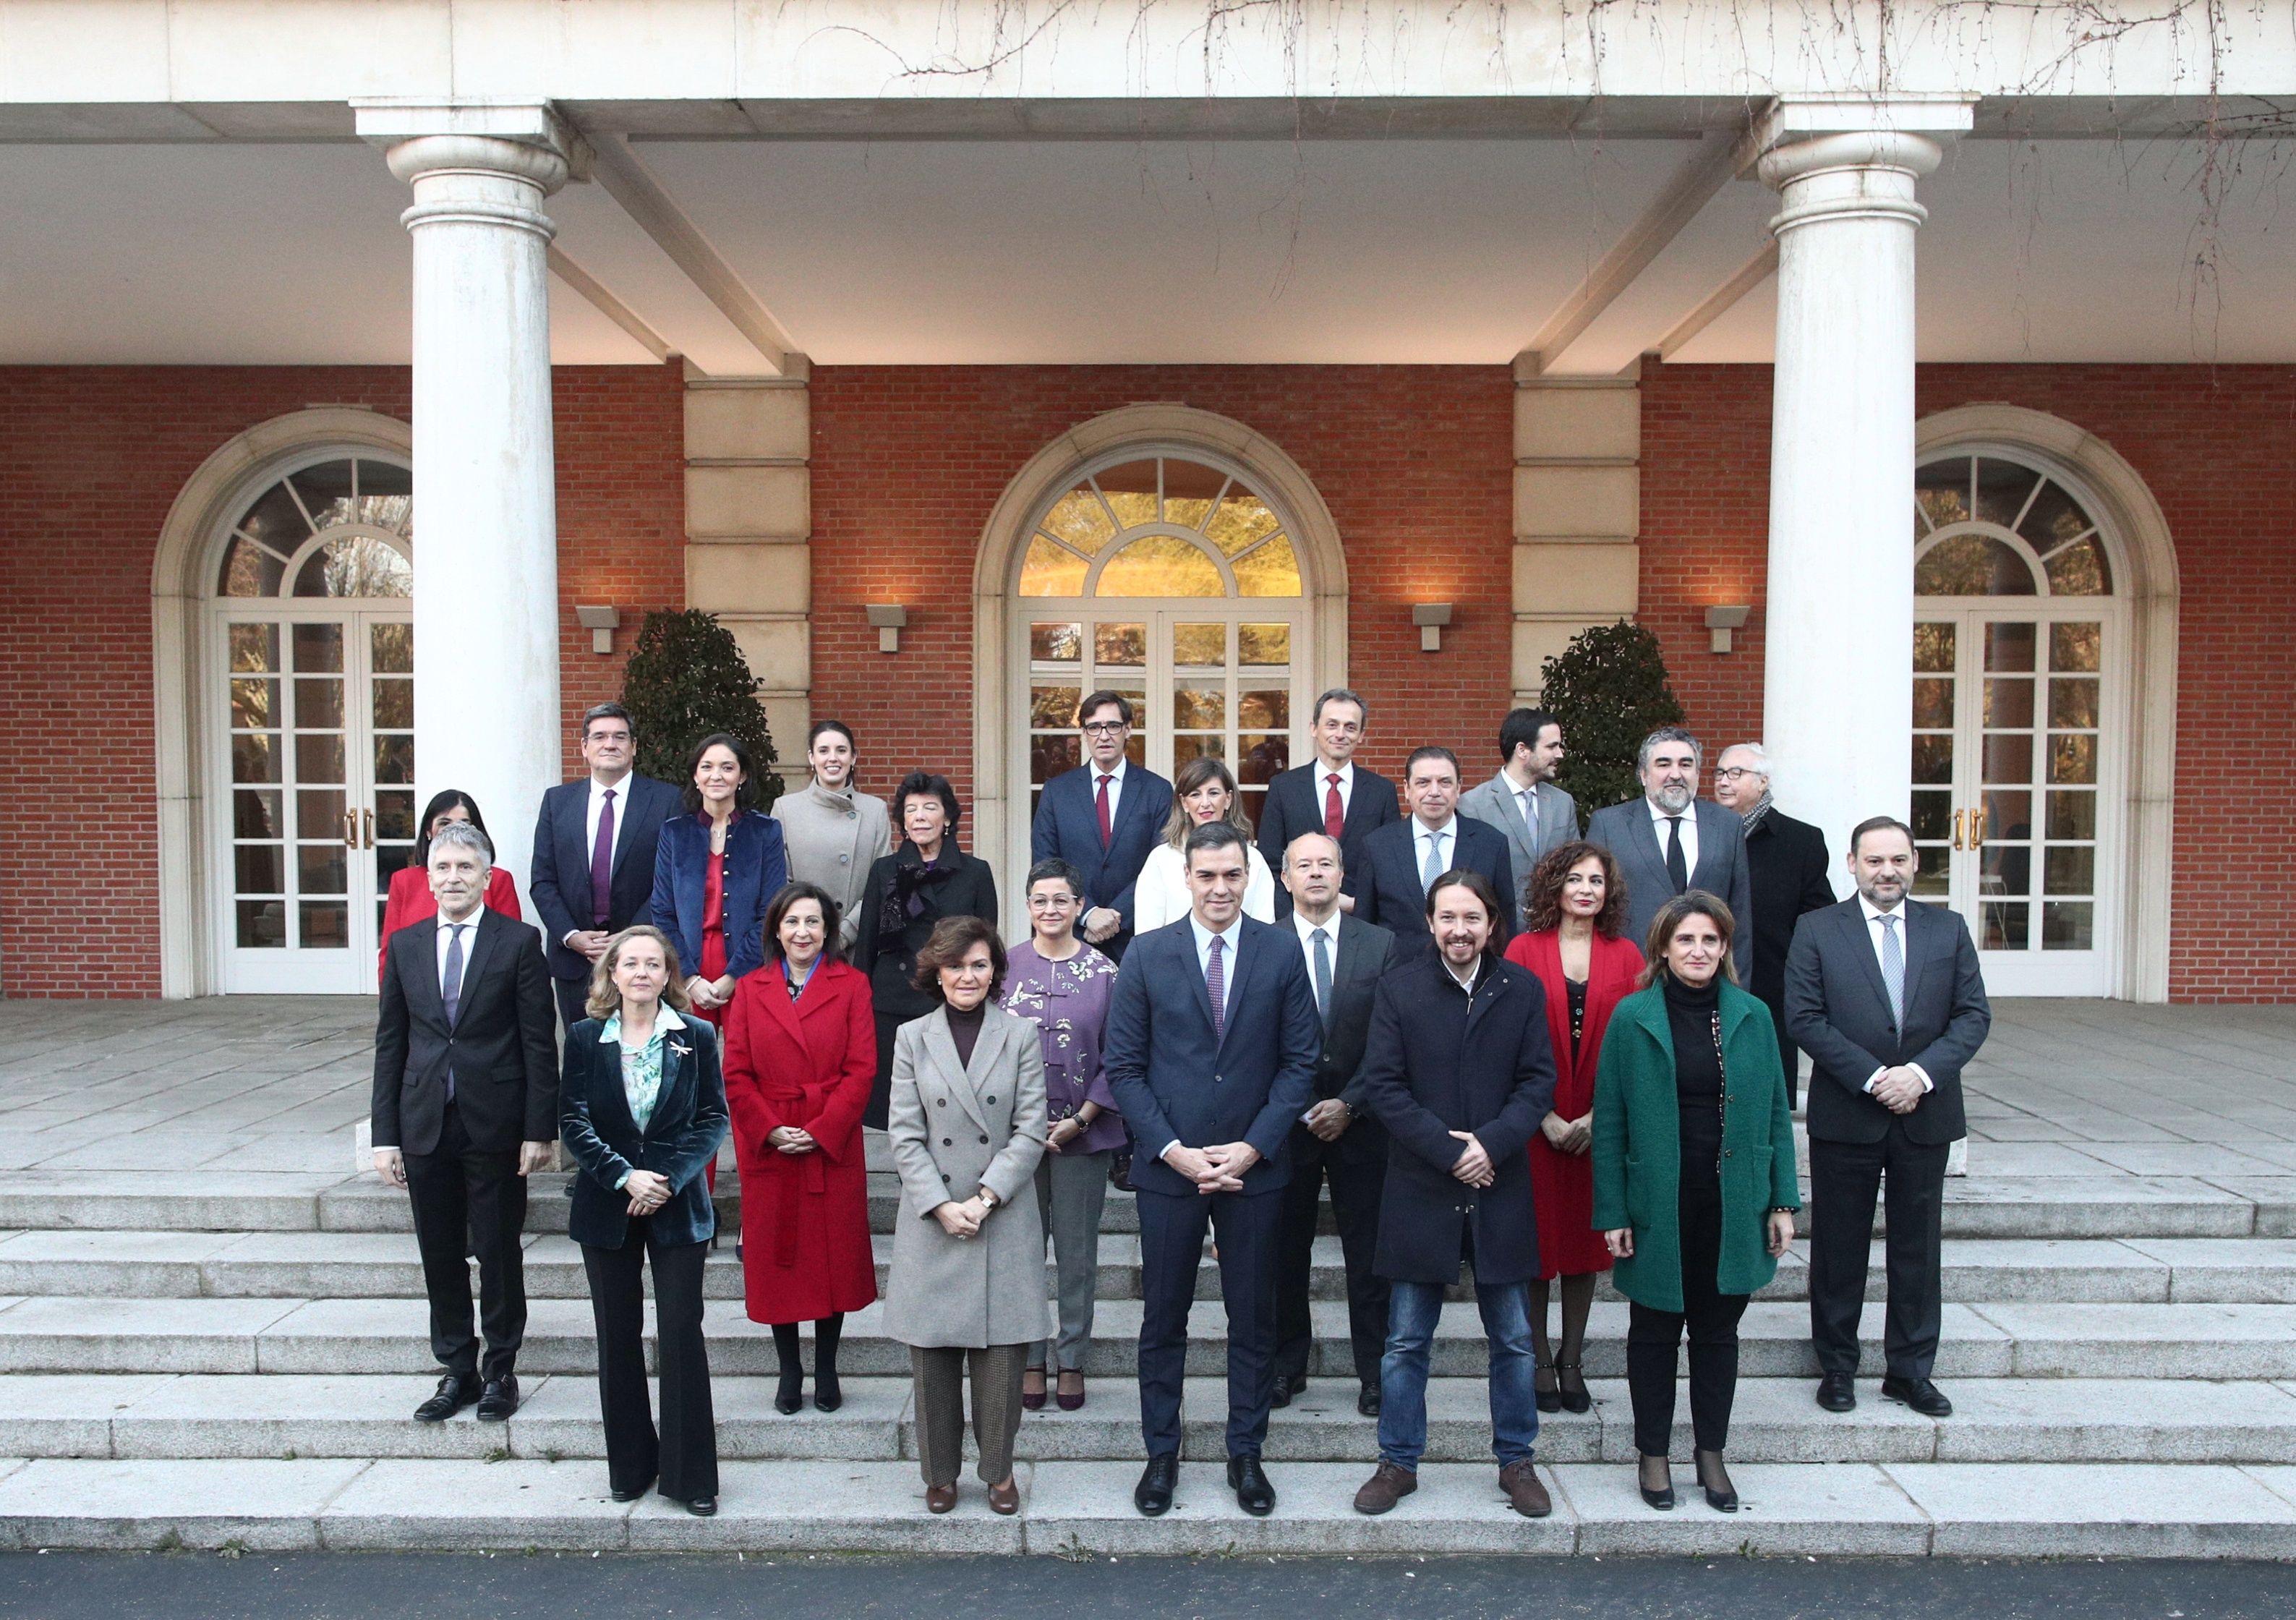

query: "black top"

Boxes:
[1662, 971, 1725, 1183]
[850, 842, 1001, 1023]
[946, 1000, 986, 1068]
[1565, 976, 1589, 1060]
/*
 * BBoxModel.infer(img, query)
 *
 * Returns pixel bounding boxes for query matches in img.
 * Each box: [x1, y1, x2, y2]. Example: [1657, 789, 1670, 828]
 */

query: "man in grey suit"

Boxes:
[1584, 726, 1754, 979]
[1790, 816, 1990, 1420]
[1459, 708, 1577, 929]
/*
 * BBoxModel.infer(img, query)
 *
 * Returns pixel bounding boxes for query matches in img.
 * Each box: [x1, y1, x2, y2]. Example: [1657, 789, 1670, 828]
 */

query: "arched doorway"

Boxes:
[1909, 410, 2178, 999]
[971, 407, 1349, 927]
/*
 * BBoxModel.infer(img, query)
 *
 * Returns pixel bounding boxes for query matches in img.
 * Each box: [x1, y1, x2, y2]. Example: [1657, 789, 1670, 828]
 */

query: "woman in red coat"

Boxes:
[722, 880, 878, 1415]
[1505, 838, 1644, 1416]
[377, 790, 522, 979]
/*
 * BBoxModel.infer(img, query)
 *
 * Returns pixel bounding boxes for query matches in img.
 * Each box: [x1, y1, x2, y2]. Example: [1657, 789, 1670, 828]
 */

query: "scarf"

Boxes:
[877, 846, 955, 946]
[1738, 788, 1775, 836]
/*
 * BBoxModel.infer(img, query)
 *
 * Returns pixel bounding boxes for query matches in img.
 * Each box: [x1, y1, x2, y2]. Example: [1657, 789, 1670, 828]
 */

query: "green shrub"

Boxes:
[1540, 620, 1685, 822]
[619, 609, 781, 807]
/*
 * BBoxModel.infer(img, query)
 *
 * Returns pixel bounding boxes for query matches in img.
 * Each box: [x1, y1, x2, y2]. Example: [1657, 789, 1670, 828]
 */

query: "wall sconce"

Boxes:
[575, 604, 621, 655]
[1704, 604, 1750, 655]
[866, 603, 909, 655]
[1412, 602, 1454, 653]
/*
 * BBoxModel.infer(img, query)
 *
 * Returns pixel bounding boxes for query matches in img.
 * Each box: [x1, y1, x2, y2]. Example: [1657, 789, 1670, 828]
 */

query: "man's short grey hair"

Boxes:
[1721, 741, 1771, 777]
[428, 819, 494, 868]
[1636, 726, 1703, 773]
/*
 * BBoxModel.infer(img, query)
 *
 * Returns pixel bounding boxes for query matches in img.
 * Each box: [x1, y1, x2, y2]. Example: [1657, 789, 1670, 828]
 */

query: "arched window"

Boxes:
[215, 457, 413, 600]
[1913, 455, 2112, 598]
[1019, 455, 1304, 599]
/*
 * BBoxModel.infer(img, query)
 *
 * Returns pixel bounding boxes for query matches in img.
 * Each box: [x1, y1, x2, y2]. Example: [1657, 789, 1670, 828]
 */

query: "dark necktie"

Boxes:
[1311, 926, 1333, 1031]
[1095, 774, 1114, 849]
[441, 922, 467, 1101]
[590, 787, 618, 926]
[1323, 773, 1344, 840]
[1664, 814, 1689, 895]
[1205, 934, 1226, 1042]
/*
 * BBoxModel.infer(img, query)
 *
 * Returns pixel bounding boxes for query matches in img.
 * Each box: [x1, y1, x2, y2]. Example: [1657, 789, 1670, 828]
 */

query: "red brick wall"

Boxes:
[1640, 362, 2296, 1002]
[0, 362, 685, 997]
[806, 365, 1519, 807]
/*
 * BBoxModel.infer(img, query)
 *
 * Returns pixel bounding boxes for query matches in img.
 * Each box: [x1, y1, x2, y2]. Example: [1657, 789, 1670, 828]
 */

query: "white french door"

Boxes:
[210, 608, 415, 992]
[1910, 606, 2122, 996]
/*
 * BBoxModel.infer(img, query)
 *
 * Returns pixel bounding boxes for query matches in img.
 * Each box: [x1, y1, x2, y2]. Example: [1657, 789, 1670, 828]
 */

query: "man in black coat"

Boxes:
[1269, 832, 1401, 1419]
[373, 821, 560, 1425]
[1354, 746, 1516, 947]
[529, 702, 683, 1027]
[1254, 686, 1400, 918]
[1788, 816, 1991, 1422]
[1349, 870, 1556, 1521]
[1714, 743, 1839, 1109]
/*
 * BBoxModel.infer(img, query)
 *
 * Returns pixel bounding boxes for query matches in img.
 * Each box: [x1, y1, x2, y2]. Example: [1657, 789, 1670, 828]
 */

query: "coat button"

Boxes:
[986, 1096, 996, 1105]
[942, 1138, 952, 1146]
[840, 853, 850, 862]
[1723, 1148, 1733, 1158]
[936, 1098, 946, 1107]
[978, 1135, 990, 1145]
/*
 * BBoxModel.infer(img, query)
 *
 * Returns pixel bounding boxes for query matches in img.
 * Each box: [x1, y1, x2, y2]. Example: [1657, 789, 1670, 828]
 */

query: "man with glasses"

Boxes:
[1030, 690, 1174, 965]
[1713, 742, 1838, 1108]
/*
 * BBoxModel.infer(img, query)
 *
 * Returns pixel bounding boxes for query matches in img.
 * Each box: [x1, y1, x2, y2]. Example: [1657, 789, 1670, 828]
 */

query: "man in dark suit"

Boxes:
[529, 702, 682, 1027]
[1584, 726, 1754, 979]
[1103, 822, 1321, 1519]
[1788, 815, 1991, 1420]
[1030, 689, 1174, 963]
[1715, 742, 1839, 1109]
[1255, 687, 1400, 918]
[1355, 746, 1516, 947]
[1270, 832, 1399, 1418]
[372, 821, 560, 1424]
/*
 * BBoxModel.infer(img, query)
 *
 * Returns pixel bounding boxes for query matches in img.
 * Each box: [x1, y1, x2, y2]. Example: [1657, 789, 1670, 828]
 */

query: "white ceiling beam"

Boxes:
[1655, 241, 1778, 360]
[568, 120, 803, 377]
[1516, 117, 1767, 375]
[546, 244, 673, 362]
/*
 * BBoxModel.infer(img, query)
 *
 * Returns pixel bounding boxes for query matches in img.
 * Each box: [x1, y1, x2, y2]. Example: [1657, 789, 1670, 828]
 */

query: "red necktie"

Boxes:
[1323, 772, 1344, 840]
[1095, 773, 1114, 848]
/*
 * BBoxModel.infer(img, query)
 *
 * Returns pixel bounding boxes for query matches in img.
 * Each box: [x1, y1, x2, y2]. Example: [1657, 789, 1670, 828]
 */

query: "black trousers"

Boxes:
[1809, 1120, 1949, 1380]
[1626, 1171, 1749, 1457]
[553, 973, 590, 1030]
[581, 1216, 718, 1503]
[402, 1101, 526, 1381]
[1137, 1185, 1280, 1459]
[1274, 1115, 1389, 1388]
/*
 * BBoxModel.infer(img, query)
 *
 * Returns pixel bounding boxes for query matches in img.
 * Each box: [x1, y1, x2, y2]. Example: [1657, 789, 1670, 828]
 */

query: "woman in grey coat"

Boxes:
[884, 915, 1051, 1516]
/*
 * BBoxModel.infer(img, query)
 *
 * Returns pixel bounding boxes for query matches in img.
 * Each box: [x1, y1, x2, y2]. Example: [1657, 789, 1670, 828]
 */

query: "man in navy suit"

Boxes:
[1254, 686, 1400, 918]
[1354, 746, 1516, 947]
[1030, 689, 1174, 964]
[529, 703, 683, 1026]
[1104, 822, 1321, 1519]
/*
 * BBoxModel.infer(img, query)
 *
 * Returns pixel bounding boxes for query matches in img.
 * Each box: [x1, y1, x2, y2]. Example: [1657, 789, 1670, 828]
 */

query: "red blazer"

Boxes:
[722, 957, 879, 1323]
[378, 864, 522, 981]
[1506, 928, 1645, 1119]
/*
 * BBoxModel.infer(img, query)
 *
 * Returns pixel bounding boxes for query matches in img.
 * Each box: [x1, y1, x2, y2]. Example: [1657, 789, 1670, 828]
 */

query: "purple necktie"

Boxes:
[590, 787, 618, 925]
[1205, 934, 1226, 1043]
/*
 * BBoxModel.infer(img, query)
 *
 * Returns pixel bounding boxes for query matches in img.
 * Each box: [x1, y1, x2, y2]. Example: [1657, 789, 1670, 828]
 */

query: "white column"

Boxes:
[1757, 100, 1970, 887]
[358, 104, 578, 900]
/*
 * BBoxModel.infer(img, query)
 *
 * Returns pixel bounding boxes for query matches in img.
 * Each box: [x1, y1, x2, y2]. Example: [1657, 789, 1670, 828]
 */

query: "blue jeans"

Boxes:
[1377, 1277, 1538, 1472]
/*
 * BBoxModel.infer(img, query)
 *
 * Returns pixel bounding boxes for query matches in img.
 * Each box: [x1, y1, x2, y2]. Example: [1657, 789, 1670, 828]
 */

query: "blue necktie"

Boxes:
[1205, 934, 1226, 1043]
[1420, 830, 1445, 893]
[1311, 926, 1333, 1030]
[442, 923, 467, 1101]
[1879, 912, 1905, 1027]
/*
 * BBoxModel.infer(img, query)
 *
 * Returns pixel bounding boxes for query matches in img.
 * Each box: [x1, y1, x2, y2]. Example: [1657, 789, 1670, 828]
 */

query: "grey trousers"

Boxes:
[911, 1342, 1030, 1487]
[1030, 1148, 1111, 1372]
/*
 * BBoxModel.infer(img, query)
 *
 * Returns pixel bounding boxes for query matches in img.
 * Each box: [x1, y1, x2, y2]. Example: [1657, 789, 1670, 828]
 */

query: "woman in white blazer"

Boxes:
[1129, 756, 1276, 932]
[883, 916, 1050, 1517]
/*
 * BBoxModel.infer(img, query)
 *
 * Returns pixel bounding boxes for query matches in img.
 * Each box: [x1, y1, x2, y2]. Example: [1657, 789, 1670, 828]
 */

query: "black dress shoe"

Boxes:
[610, 1478, 655, 1504]
[1357, 1385, 1381, 1418]
[475, 1374, 520, 1422]
[1637, 1455, 1676, 1512]
[1109, 1153, 1135, 1193]
[812, 1372, 843, 1413]
[413, 1374, 477, 1423]
[684, 1496, 718, 1517]
[1815, 1371, 1857, 1412]
[1227, 1454, 1276, 1517]
[1269, 1372, 1306, 1410]
[1881, 1376, 1953, 1418]
[1135, 1454, 1179, 1517]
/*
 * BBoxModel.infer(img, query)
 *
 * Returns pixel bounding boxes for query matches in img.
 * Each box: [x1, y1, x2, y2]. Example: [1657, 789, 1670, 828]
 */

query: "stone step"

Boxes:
[9, 1229, 2296, 1305]
[1, 1294, 2292, 1381]
[1, 1454, 2293, 1556]
[3, 1372, 2292, 1468]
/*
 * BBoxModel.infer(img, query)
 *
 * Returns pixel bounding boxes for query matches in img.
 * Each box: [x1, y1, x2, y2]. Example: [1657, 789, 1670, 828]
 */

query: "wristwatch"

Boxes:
[977, 1188, 1000, 1212]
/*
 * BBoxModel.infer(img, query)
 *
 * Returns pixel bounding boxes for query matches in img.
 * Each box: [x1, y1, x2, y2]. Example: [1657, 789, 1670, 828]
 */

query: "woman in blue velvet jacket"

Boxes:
[651, 732, 788, 1022]
[560, 924, 730, 1517]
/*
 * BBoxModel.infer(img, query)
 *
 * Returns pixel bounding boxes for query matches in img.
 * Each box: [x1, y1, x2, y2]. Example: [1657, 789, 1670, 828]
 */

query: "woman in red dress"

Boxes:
[1505, 838, 1643, 1415]
[377, 790, 521, 979]
[722, 881, 876, 1415]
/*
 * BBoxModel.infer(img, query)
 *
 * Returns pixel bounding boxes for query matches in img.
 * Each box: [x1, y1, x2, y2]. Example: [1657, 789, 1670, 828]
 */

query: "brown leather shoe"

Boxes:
[925, 1483, 957, 1514]
[1500, 1460, 1552, 1518]
[986, 1475, 1021, 1516]
[1352, 1460, 1418, 1516]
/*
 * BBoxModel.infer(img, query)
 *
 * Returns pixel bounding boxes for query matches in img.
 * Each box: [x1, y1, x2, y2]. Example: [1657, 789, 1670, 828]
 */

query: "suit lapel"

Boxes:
[649, 1018, 698, 1141]
[766, 962, 814, 1052]
[1897, 901, 1936, 1015]
[1689, 801, 1730, 892]
[1332, 914, 1375, 999]
[403, 917, 445, 1020]
[925, 1010, 993, 1133]
[1344, 773, 1389, 840]
[1838, 902, 1896, 1020]
[610, 778, 659, 882]
[1177, 926, 1220, 1038]
[1214, 923, 1258, 1055]
[1623, 803, 1667, 890]
[587, 1025, 641, 1138]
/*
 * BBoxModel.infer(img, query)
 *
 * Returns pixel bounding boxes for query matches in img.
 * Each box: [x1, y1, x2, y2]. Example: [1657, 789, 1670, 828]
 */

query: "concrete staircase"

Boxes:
[2, 1159, 2296, 1555]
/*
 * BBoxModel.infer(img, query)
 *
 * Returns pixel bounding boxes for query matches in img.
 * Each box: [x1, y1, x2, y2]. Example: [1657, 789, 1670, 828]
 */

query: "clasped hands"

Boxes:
[1537, 1109, 1592, 1156]
[1871, 1065, 1926, 1115]
[932, 1191, 996, 1238]
[1448, 1131, 1495, 1188]
[623, 1167, 673, 1216]
[768, 1125, 819, 1156]
[1164, 1141, 1262, 1195]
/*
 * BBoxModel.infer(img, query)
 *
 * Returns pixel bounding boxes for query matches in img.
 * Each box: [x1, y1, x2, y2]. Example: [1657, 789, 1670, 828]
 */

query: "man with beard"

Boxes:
[1788, 817, 1991, 1421]
[1585, 727, 1753, 980]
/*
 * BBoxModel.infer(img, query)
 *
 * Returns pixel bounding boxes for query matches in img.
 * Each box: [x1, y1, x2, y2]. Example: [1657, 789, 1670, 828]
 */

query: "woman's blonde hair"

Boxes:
[586, 924, 694, 1020]
[1161, 755, 1254, 850]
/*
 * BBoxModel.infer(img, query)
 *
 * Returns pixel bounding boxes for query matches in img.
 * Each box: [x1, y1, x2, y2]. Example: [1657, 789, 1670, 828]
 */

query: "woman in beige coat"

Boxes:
[884, 915, 1051, 1515]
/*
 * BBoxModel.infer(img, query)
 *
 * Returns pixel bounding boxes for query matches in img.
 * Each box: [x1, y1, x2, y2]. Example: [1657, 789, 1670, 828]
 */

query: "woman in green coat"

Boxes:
[1592, 890, 1798, 1514]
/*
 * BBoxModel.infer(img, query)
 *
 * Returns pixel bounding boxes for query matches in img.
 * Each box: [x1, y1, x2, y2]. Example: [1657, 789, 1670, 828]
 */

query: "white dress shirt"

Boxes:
[1647, 796, 1699, 882]
[1414, 815, 1458, 887]
[1290, 905, 1341, 1011]
[1087, 756, 1127, 831]
[435, 907, 483, 999]
[1313, 758, 1356, 824]
[1858, 895, 1933, 1094]
[584, 772, 633, 870]
[1157, 912, 1242, 1163]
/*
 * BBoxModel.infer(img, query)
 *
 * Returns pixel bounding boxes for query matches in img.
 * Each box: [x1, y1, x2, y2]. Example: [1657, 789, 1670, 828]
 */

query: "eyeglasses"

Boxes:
[1027, 895, 1079, 909]
[1081, 720, 1127, 736]
[1712, 767, 1762, 784]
